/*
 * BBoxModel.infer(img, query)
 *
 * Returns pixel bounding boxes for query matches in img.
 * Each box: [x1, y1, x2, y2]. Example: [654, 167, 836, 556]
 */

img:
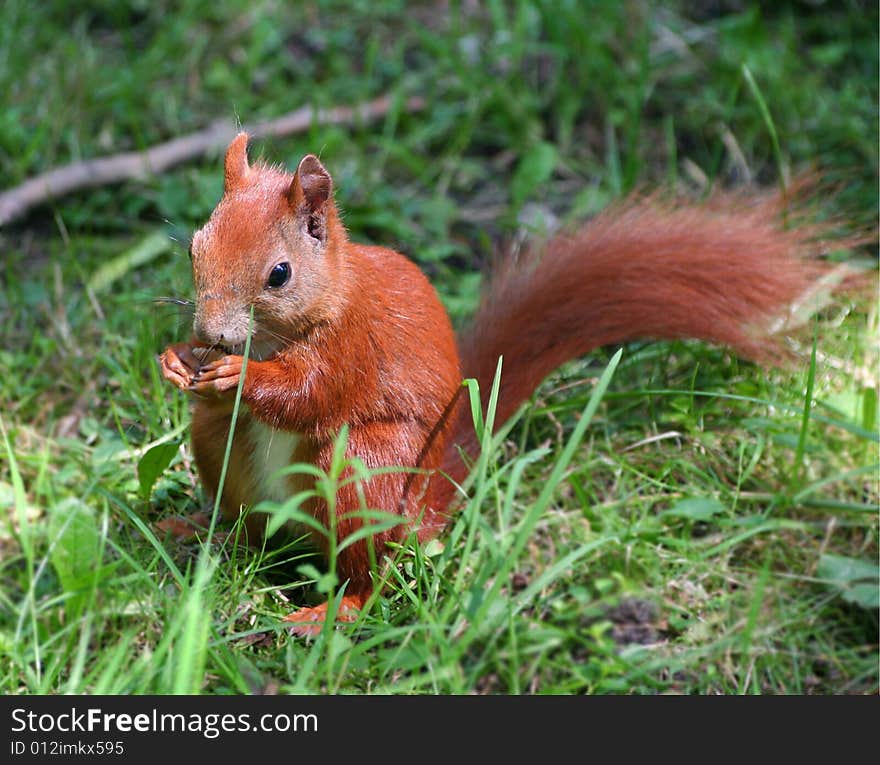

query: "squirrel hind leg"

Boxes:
[282, 592, 368, 638]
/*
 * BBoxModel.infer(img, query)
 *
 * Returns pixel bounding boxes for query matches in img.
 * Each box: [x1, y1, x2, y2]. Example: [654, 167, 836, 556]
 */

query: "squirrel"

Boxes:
[159, 132, 858, 635]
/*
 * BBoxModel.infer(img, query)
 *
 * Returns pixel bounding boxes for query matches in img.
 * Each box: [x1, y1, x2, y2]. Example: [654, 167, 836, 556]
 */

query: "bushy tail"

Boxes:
[428, 186, 862, 520]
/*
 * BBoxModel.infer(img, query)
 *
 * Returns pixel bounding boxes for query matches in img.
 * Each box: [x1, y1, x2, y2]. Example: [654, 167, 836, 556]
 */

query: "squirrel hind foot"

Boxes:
[282, 594, 367, 638]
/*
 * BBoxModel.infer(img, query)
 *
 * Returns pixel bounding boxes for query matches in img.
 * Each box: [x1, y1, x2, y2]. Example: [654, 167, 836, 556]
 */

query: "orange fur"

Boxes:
[428, 192, 863, 517]
[158, 134, 861, 631]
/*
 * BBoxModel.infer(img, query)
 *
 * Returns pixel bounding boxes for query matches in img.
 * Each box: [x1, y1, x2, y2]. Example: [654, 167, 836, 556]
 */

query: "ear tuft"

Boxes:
[224, 132, 251, 193]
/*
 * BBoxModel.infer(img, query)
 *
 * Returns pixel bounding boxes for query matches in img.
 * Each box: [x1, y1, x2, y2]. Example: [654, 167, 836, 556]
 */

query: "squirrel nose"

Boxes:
[193, 309, 248, 349]
[193, 314, 222, 347]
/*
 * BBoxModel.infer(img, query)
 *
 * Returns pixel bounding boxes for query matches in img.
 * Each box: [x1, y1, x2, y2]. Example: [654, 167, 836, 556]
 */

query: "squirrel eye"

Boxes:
[267, 262, 291, 288]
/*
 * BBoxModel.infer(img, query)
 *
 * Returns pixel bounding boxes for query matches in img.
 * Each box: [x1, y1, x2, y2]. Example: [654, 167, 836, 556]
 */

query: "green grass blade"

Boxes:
[455, 348, 622, 649]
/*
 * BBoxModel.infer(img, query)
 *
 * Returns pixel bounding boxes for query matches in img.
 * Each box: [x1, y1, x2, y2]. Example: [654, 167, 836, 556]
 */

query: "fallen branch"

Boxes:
[0, 94, 424, 227]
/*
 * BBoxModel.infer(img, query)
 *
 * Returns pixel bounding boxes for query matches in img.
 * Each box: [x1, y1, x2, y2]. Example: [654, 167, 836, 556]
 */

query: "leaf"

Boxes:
[315, 571, 339, 594]
[817, 553, 878, 585]
[154, 511, 211, 540]
[817, 553, 880, 610]
[48, 498, 103, 617]
[297, 563, 324, 583]
[661, 497, 726, 522]
[423, 539, 444, 557]
[87, 231, 172, 294]
[511, 141, 558, 208]
[463, 377, 484, 438]
[137, 441, 181, 499]
[297, 563, 338, 595]
[337, 516, 407, 553]
[861, 386, 877, 433]
[844, 583, 880, 610]
[258, 490, 324, 540]
[329, 424, 350, 480]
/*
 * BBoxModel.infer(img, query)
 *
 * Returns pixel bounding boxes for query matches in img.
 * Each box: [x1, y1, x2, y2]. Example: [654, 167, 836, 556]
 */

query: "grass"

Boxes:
[1, 0, 877, 694]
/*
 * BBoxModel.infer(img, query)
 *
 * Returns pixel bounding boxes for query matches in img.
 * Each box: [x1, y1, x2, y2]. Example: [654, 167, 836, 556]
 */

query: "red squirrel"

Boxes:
[159, 132, 854, 634]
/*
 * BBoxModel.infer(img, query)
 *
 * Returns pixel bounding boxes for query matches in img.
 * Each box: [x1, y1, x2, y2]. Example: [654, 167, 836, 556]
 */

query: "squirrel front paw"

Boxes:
[159, 343, 201, 390]
[189, 355, 245, 396]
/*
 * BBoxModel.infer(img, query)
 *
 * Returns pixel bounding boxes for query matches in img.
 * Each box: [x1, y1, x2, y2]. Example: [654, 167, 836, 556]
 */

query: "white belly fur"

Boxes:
[248, 419, 302, 504]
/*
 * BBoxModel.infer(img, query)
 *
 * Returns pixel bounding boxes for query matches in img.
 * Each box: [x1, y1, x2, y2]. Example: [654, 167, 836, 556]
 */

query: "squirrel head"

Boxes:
[189, 132, 349, 358]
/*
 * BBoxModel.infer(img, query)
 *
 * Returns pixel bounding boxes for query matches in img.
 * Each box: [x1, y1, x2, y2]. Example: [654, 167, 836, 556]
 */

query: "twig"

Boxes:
[0, 94, 424, 227]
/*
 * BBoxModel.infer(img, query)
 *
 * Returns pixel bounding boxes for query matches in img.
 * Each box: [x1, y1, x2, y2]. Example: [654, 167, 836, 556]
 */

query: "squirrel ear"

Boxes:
[289, 155, 333, 213]
[288, 155, 334, 240]
[224, 132, 251, 193]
